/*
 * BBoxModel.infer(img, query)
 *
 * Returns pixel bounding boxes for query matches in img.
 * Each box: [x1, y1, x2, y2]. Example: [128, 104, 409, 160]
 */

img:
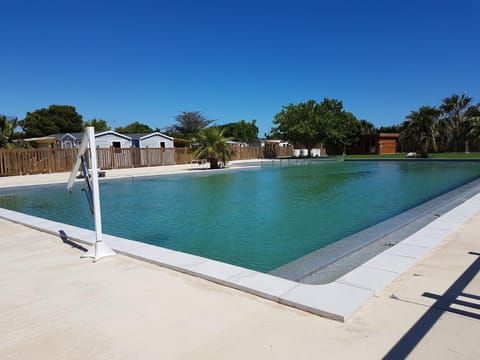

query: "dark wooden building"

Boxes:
[350, 133, 399, 155]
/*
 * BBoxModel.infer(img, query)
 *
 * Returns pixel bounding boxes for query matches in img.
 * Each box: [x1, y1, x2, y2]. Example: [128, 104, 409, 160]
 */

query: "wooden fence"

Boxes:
[95, 148, 178, 169]
[0, 148, 78, 176]
[0, 146, 292, 177]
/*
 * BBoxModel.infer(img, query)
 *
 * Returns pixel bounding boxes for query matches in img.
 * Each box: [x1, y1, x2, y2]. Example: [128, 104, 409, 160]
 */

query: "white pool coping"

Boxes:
[2, 190, 480, 322]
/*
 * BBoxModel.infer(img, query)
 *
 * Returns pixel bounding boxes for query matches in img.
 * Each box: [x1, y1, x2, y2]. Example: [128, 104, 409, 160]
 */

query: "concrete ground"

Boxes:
[1, 164, 480, 359]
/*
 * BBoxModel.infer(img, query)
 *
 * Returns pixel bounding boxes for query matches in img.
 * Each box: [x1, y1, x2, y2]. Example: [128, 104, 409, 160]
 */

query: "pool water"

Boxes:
[1, 160, 480, 272]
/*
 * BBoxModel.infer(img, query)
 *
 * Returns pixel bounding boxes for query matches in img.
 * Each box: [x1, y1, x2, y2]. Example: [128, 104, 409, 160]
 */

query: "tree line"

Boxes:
[3, 93, 479, 154]
[399, 94, 480, 156]
[0, 105, 259, 148]
[270, 98, 376, 154]
[269, 93, 480, 155]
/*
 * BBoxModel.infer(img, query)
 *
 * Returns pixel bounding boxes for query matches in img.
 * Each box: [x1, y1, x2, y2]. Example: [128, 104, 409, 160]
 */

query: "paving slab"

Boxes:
[100, 234, 148, 253]
[228, 271, 298, 299]
[401, 228, 451, 247]
[127, 242, 176, 260]
[336, 266, 399, 295]
[189, 259, 249, 282]
[383, 242, 431, 258]
[362, 253, 418, 274]
[279, 282, 374, 321]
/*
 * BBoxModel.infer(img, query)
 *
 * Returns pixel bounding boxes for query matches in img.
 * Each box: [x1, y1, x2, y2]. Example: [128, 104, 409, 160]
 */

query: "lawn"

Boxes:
[344, 153, 480, 159]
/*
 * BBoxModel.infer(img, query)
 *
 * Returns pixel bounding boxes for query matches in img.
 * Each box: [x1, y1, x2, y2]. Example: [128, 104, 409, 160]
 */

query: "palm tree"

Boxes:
[400, 106, 441, 157]
[440, 93, 473, 152]
[0, 115, 18, 148]
[193, 127, 236, 169]
[358, 119, 376, 135]
[464, 103, 480, 152]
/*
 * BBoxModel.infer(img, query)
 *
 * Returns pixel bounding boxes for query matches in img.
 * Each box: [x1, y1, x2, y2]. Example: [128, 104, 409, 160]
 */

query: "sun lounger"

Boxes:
[76, 168, 106, 179]
[191, 159, 207, 166]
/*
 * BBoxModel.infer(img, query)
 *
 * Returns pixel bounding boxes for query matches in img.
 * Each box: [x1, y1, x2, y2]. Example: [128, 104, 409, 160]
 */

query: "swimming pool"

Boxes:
[1, 160, 480, 273]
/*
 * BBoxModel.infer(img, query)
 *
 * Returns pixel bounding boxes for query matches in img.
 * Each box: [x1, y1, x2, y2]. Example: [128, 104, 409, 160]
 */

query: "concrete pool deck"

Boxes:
[1, 162, 480, 358]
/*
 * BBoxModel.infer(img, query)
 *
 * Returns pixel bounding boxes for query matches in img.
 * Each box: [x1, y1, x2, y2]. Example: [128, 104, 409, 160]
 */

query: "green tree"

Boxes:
[0, 115, 18, 148]
[115, 121, 153, 133]
[220, 120, 258, 143]
[318, 98, 356, 151]
[168, 111, 213, 139]
[272, 98, 361, 154]
[376, 124, 401, 133]
[84, 118, 111, 132]
[272, 100, 324, 150]
[400, 106, 441, 157]
[327, 112, 361, 155]
[21, 105, 84, 137]
[440, 93, 473, 152]
[193, 127, 236, 169]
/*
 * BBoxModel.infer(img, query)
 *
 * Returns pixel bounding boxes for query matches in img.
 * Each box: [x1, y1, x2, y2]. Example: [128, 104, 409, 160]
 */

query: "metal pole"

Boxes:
[81, 127, 116, 261]
[88, 127, 103, 243]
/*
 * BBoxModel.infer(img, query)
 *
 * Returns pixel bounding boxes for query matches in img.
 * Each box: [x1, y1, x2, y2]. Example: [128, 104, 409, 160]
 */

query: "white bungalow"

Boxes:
[94, 131, 132, 148]
[129, 132, 174, 148]
[226, 140, 248, 148]
[48, 132, 84, 148]
[33, 131, 131, 149]
[29, 131, 174, 149]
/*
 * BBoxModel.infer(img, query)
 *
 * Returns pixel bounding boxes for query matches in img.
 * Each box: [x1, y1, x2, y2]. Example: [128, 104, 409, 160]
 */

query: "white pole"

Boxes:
[88, 127, 103, 242]
[81, 127, 116, 261]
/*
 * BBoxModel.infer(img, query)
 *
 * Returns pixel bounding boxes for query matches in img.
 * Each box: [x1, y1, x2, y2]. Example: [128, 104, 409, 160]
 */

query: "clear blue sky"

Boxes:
[1, 0, 479, 136]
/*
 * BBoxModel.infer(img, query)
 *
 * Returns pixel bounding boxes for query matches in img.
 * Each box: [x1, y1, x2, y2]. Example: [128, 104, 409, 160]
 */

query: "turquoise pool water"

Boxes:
[1, 160, 480, 272]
